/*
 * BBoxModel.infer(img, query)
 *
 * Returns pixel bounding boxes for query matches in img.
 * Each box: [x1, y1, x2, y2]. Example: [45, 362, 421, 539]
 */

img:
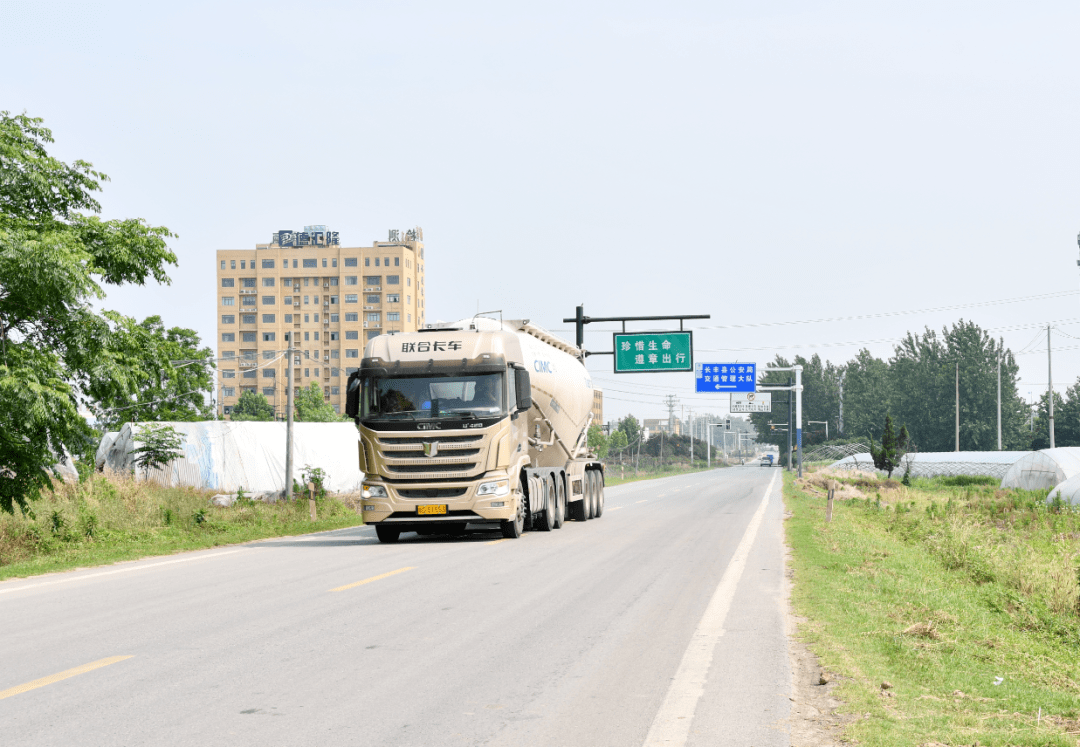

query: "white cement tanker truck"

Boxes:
[344, 317, 605, 543]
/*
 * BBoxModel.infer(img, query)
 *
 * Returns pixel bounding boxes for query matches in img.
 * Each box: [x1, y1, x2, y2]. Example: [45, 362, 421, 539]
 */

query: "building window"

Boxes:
[240, 260, 246, 269]
[330, 332, 339, 341]
[230, 260, 236, 269]
[262, 259, 275, 269]
[262, 296, 275, 305]
[331, 350, 339, 359]
[284, 333, 290, 342]
[332, 258, 337, 268]
[345, 330, 358, 340]
[365, 257, 370, 266]
[285, 314, 292, 323]
[375, 258, 380, 267]
[262, 314, 275, 323]
[314, 332, 320, 341]
[224, 387, 236, 397]
[367, 294, 380, 303]
[330, 313, 339, 322]
[285, 297, 293, 306]
[329, 277, 338, 286]
[304, 332, 309, 341]
[330, 295, 338, 304]
[222, 333, 235, 342]
[263, 277, 275, 287]
[262, 387, 275, 396]
[241, 278, 256, 288]
[242, 314, 256, 324]
[395, 257, 400, 266]
[263, 350, 275, 359]
[304, 278, 310, 287]
[345, 313, 358, 322]
[222, 297, 235, 306]
[313, 296, 319, 304]
[320, 258, 325, 267]
[345, 294, 358, 303]
[387, 294, 399, 303]
[222, 315, 235, 324]
[344, 257, 357, 267]
[303, 258, 317, 268]
[406, 295, 410, 304]
[364, 276, 380, 286]
[220, 260, 226, 270]
[263, 333, 275, 342]
[367, 331, 379, 340]
[304, 314, 309, 323]
[262, 369, 275, 378]
[387, 312, 400, 322]
[408, 313, 411, 322]
[221, 278, 235, 287]
[331, 386, 340, 395]
[302, 296, 308, 305]
[366, 313, 380, 322]
[241, 297, 256, 306]
[222, 351, 236, 359]
[346, 349, 359, 358]
[221, 370, 236, 379]
[345, 276, 357, 285]
[387, 275, 400, 285]
[292, 259, 298, 268]
[242, 370, 257, 379]
[313, 313, 319, 322]
[242, 332, 257, 342]
[304, 368, 310, 378]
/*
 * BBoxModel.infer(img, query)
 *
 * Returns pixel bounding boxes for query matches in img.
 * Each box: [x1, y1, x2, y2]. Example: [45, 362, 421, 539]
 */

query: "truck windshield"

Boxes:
[361, 373, 504, 421]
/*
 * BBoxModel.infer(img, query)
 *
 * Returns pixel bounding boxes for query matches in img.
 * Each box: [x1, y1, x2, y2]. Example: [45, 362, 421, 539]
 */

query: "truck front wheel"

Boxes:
[375, 525, 401, 544]
[501, 495, 525, 538]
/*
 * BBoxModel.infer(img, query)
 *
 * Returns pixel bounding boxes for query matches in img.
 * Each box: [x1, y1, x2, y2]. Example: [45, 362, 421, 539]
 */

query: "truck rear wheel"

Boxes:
[375, 525, 401, 544]
[537, 475, 555, 532]
[501, 495, 525, 538]
[587, 471, 597, 519]
[553, 475, 565, 529]
[593, 471, 604, 518]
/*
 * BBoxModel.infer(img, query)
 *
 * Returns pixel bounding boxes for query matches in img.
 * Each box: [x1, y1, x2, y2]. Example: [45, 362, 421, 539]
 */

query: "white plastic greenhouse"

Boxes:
[998, 447, 1080, 492]
[829, 451, 1031, 480]
[96, 421, 364, 494]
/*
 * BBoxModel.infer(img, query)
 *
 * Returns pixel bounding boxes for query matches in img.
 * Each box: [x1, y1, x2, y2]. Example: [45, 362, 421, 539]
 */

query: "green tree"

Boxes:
[1031, 389, 1067, 450]
[295, 382, 341, 422]
[0, 111, 176, 513]
[132, 424, 184, 479]
[91, 315, 214, 429]
[231, 391, 275, 421]
[842, 349, 892, 442]
[869, 413, 908, 478]
[609, 429, 629, 454]
[747, 356, 792, 448]
[617, 414, 641, 444]
[587, 425, 610, 458]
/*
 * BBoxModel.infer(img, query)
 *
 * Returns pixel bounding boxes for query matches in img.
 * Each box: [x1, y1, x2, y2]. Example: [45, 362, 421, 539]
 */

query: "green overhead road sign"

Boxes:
[613, 332, 693, 373]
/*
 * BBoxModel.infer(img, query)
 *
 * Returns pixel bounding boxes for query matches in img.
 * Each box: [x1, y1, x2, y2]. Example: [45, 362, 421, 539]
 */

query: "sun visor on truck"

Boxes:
[359, 355, 508, 377]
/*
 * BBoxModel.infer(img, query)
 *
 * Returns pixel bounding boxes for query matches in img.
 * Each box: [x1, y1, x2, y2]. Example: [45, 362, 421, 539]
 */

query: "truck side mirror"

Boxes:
[345, 372, 362, 419]
[515, 369, 532, 411]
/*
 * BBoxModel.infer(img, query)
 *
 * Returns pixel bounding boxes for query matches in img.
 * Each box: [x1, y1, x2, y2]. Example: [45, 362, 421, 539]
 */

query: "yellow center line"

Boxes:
[608, 506, 625, 511]
[486, 538, 509, 546]
[635, 500, 648, 504]
[0, 656, 133, 701]
[329, 566, 415, 592]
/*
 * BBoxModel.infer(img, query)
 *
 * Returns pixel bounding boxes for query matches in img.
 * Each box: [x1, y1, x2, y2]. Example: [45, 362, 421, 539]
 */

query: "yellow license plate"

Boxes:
[417, 504, 447, 515]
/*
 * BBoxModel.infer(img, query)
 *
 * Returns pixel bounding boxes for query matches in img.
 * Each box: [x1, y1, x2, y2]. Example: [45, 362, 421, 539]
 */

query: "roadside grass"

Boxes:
[785, 469, 1080, 746]
[0, 473, 364, 581]
[603, 463, 727, 487]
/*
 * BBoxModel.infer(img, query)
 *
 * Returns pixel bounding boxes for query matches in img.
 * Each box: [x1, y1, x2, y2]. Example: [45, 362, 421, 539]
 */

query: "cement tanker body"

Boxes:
[345, 317, 605, 543]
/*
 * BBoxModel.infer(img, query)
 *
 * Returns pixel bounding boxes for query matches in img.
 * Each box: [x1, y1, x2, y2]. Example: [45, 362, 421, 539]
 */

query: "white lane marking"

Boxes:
[0, 550, 245, 596]
[641, 469, 777, 747]
[635, 500, 648, 504]
[607, 507, 625, 512]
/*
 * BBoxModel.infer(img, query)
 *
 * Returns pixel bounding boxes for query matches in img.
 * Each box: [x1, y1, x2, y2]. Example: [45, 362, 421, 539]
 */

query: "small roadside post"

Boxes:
[826, 481, 835, 522]
[308, 481, 317, 521]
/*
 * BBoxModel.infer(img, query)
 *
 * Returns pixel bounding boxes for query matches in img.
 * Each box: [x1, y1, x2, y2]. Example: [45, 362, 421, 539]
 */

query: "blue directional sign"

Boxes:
[695, 363, 757, 393]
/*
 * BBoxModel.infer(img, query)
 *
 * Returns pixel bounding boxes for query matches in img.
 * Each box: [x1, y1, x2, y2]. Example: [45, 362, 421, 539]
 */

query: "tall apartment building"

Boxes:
[215, 226, 426, 418]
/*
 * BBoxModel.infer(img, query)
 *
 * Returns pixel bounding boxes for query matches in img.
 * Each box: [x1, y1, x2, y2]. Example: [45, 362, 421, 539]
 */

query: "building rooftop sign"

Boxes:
[273, 228, 339, 247]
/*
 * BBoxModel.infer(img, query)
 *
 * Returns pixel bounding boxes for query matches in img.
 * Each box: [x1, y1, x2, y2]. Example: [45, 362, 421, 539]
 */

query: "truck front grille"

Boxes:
[386, 463, 477, 474]
[397, 487, 469, 499]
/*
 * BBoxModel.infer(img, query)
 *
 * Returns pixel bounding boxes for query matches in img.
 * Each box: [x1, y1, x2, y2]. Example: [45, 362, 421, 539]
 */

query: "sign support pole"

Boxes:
[795, 365, 803, 478]
[285, 347, 295, 501]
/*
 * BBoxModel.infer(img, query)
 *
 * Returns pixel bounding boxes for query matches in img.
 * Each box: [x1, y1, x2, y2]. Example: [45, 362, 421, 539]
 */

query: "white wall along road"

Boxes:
[0, 466, 792, 747]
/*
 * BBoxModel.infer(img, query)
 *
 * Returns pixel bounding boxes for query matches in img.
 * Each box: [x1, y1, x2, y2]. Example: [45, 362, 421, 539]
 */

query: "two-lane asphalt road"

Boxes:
[1, 466, 792, 747]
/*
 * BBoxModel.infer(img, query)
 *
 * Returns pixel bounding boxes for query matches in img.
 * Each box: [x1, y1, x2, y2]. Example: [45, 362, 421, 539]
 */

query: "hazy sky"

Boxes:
[5, 1, 1079, 426]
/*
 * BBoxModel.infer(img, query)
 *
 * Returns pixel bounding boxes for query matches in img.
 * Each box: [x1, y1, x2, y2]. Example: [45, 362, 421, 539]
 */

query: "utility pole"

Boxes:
[955, 361, 960, 452]
[664, 394, 679, 434]
[997, 352, 1002, 451]
[1048, 323, 1055, 449]
[688, 408, 693, 465]
[707, 421, 711, 469]
[836, 370, 845, 437]
[285, 347, 296, 500]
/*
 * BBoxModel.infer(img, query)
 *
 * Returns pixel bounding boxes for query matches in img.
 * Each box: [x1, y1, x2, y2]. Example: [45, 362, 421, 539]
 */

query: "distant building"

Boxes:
[643, 418, 681, 437]
[215, 227, 426, 418]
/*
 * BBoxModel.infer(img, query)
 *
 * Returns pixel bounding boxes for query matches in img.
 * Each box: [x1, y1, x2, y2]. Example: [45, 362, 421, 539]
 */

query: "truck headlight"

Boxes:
[362, 484, 388, 499]
[476, 480, 509, 497]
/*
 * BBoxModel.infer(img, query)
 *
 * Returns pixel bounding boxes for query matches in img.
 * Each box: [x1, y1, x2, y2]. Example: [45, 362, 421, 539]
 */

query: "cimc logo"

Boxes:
[534, 360, 554, 373]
